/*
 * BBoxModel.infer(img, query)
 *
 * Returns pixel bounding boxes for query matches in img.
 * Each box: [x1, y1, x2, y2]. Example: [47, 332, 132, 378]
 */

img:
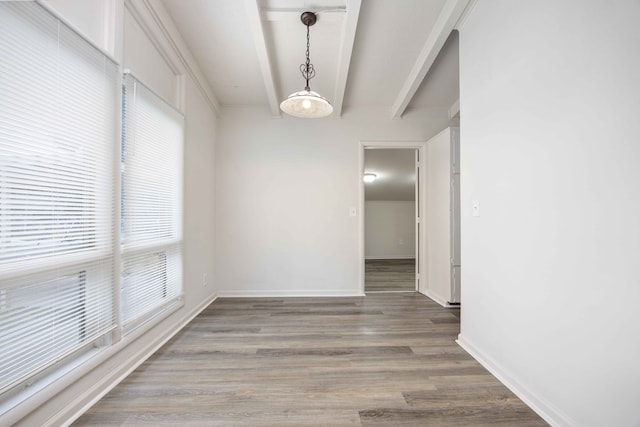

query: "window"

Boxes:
[0, 2, 117, 394]
[120, 74, 184, 331]
[0, 2, 185, 402]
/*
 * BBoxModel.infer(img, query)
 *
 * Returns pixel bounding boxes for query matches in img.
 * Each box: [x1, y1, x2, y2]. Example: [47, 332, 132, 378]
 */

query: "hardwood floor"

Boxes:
[73, 294, 546, 426]
[365, 259, 416, 292]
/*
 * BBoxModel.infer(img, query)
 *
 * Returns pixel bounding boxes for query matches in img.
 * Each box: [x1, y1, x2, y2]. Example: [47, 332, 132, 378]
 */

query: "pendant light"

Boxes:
[280, 11, 333, 118]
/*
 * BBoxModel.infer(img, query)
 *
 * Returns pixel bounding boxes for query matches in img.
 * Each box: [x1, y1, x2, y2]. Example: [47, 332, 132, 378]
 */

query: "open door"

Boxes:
[361, 145, 427, 294]
[424, 127, 461, 306]
[415, 148, 421, 292]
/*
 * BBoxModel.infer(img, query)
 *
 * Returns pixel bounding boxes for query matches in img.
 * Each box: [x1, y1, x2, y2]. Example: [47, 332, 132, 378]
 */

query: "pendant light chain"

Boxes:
[280, 11, 333, 118]
[300, 22, 315, 91]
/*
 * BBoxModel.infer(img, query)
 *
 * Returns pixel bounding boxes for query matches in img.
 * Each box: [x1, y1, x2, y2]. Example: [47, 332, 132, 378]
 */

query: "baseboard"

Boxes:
[423, 289, 457, 308]
[53, 292, 218, 426]
[456, 334, 574, 427]
[217, 289, 365, 298]
[364, 256, 416, 260]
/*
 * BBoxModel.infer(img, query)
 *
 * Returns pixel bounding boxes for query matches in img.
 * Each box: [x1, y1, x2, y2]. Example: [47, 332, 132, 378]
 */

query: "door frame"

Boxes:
[359, 140, 429, 295]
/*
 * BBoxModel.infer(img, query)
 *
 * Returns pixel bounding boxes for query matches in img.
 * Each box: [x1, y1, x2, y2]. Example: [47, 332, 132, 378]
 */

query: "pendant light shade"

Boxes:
[280, 89, 333, 118]
[280, 11, 333, 118]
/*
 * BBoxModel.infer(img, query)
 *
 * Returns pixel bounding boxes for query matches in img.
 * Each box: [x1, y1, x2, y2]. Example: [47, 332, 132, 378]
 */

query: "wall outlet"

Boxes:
[202, 273, 208, 287]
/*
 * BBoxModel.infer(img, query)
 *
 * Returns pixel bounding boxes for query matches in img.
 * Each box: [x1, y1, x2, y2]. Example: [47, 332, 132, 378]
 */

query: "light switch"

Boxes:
[472, 200, 480, 217]
[349, 207, 357, 217]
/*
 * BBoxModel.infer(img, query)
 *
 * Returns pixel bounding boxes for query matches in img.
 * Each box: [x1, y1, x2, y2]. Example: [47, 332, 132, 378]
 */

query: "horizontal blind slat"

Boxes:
[0, 1, 116, 394]
[120, 75, 183, 331]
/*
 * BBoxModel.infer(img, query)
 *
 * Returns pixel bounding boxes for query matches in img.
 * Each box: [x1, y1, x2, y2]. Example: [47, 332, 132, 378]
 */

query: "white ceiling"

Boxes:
[364, 149, 415, 201]
[160, 0, 465, 117]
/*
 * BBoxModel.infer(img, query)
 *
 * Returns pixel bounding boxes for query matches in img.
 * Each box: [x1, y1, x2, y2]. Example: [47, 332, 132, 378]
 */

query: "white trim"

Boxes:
[456, 334, 575, 427]
[359, 145, 365, 295]
[365, 256, 416, 260]
[2, 291, 212, 426]
[101, 0, 117, 58]
[263, 8, 346, 22]
[35, 0, 120, 63]
[176, 74, 187, 113]
[217, 290, 364, 298]
[245, 0, 280, 117]
[124, 0, 220, 115]
[123, 70, 184, 115]
[390, 0, 470, 119]
[448, 99, 460, 120]
[360, 141, 429, 296]
[332, 0, 362, 117]
[454, 0, 479, 31]
[48, 293, 218, 427]
[361, 140, 433, 149]
[112, 59, 124, 344]
[366, 290, 415, 294]
[0, 250, 113, 284]
[121, 298, 183, 334]
[123, 0, 179, 75]
[423, 289, 457, 308]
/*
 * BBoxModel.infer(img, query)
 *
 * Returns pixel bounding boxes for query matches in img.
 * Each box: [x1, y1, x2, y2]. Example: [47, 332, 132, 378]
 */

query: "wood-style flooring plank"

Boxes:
[73, 293, 546, 427]
[365, 259, 415, 292]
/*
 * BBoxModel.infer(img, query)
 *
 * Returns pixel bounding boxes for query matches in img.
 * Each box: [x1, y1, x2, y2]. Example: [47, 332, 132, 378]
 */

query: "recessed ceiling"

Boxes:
[160, 0, 467, 117]
[343, 0, 446, 107]
[409, 30, 460, 110]
[160, 0, 265, 105]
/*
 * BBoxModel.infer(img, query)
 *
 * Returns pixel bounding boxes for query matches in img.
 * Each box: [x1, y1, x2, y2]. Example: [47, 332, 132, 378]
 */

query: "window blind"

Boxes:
[0, 2, 117, 394]
[0, 262, 114, 394]
[121, 74, 183, 330]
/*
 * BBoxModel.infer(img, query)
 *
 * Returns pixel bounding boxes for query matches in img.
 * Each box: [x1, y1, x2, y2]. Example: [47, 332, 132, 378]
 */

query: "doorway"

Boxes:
[360, 142, 428, 294]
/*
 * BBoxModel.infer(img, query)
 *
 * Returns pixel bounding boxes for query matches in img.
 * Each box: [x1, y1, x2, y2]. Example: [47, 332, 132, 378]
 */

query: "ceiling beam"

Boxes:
[332, 0, 362, 117]
[263, 8, 346, 23]
[449, 99, 460, 119]
[127, 0, 221, 115]
[454, 0, 479, 31]
[390, 0, 470, 119]
[245, 0, 281, 117]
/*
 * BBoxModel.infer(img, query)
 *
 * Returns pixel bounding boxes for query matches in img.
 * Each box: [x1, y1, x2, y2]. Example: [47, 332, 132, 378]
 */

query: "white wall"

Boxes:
[365, 201, 415, 259]
[40, 0, 115, 54]
[123, 7, 176, 103]
[215, 106, 448, 296]
[426, 128, 455, 305]
[10, 2, 218, 425]
[458, 1, 640, 426]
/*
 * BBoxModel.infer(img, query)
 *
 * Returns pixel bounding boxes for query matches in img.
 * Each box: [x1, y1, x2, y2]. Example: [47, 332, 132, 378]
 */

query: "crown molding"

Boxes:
[124, 0, 221, 115]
